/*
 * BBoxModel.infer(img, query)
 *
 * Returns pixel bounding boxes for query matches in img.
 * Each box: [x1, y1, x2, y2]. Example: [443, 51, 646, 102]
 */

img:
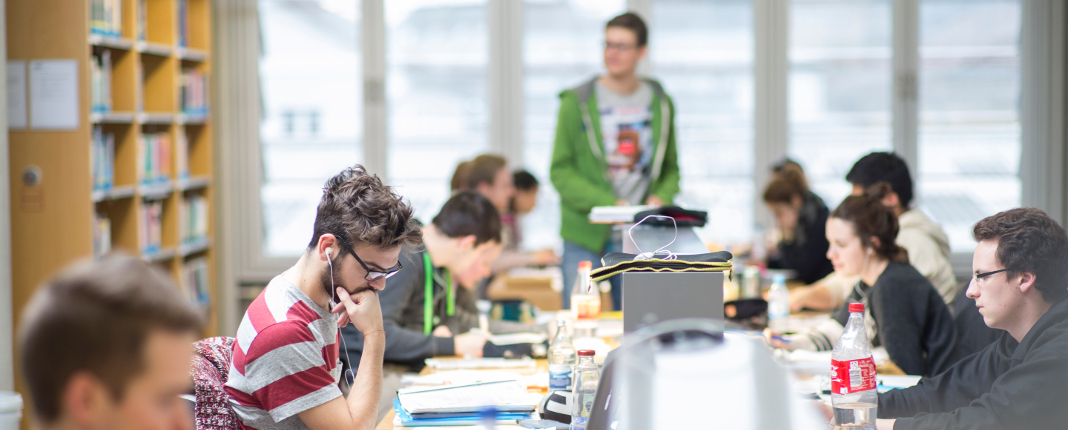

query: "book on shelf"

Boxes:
[177, 0, 190, 47]
[92, 126, 115, 192]
[138, 0, 147, 41]
[91, 50, 112, 113]
[138, 132, 172, 185]
[92, 212, 111, 257]
[139, 201, 163, 255]
[180, 194, 209, 245]
[183, 257, 210, 305]
[90, 0, 123, 37]
[180, 68, 209, 116]
[176, 126, 189, 180]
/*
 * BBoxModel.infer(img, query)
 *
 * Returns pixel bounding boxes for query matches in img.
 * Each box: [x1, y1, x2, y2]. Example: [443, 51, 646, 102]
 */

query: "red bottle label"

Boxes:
[830, 357, 877, 395]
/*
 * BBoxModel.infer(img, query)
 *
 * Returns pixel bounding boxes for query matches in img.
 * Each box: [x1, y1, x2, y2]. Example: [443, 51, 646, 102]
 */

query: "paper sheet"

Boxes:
[29, 59, 79, 130]
[425, 357, 537, 370]
[7, 61, 27, 129]
[398, 381, 542, 414]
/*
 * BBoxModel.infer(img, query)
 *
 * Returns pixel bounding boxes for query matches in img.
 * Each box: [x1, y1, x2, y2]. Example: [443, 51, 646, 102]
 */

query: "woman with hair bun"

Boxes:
[762, 161, 834, 284]
[767, 183, 960, 377]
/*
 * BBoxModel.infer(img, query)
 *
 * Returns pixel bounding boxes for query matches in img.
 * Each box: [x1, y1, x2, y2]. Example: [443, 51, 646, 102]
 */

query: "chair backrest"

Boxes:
[191, 336, 239, 430]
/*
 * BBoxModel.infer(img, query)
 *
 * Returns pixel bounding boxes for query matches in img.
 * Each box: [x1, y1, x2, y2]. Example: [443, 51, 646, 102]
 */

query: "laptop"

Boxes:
[621, 271, 725, 334]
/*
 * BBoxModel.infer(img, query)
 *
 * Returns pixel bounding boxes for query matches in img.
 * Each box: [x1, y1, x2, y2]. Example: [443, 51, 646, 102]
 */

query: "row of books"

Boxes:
[90, 0, 123, 37]
[180, 194, 209, 245]
[92, 127, 116, 192]
[91, 51, 113, 113]
[181, 69, 209, 115]
[139, 201, 164, 255]
[183, 257, 211, 305]
[92, 213, 112, 258]
[139, 132, 172, 185]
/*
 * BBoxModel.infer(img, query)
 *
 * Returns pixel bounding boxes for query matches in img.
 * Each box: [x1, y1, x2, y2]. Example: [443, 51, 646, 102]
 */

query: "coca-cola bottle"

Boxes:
[830, 302, 877, 429]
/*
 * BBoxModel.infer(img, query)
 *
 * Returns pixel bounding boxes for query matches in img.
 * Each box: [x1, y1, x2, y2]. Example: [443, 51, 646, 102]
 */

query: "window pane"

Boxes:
[788, 0, 892, 206]
[651, 0, 755, 245]
[387, 0, 489, 222]
[917, 0, 1020, 251]
[259, 0, 362, 257]
[522, 0, 624, 251]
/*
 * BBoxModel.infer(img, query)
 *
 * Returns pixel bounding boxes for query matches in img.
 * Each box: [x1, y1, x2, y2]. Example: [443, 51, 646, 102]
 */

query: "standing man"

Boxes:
[869, 208, 1068, 429]
[18, 256, 204, 430]
[550, 12, 680, 310]
[226, 166, 423, 430]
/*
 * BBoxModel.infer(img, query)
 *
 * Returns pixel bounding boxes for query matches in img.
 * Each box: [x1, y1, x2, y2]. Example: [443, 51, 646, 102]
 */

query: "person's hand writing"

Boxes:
[432, 325, 453, 337]
[331, 287, 383, 335]
[454, 332, 487, 357]
[762, 328, 794, 351]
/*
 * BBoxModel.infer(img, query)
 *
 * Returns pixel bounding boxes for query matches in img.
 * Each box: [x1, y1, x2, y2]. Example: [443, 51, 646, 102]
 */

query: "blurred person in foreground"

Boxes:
[18, 255, 204, 430]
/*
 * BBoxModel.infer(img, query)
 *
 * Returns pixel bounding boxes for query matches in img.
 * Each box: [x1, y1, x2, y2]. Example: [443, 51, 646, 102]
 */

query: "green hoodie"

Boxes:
[549, 77, 681, 253]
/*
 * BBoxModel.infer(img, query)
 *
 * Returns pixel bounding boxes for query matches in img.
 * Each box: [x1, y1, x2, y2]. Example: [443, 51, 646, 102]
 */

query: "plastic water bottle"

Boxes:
[742, 265, 761, 298]
[570, 350, 600, 430]
[570, 261, 600, 339]
[548, 319, 577, 391]
[767, 273, 790, 333]
[831, 303, 878, 429]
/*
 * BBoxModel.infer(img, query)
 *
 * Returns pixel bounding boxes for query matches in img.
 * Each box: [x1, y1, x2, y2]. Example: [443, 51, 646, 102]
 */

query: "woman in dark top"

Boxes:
[770, 184, 959, 377]
[763, 162, 835, 284]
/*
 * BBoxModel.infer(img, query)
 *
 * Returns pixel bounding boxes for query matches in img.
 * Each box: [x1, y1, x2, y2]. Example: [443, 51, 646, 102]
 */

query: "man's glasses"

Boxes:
[973, 268, 1008, 284]
[335, 235, 402, 281]
[604, 41, 638, 52]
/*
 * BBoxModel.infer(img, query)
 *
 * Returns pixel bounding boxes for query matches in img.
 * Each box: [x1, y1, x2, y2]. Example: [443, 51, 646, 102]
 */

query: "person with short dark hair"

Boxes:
[489, 169, 559, 274]
[762, 161, 834, 284]
[790, 152, 957, 311]
[226, 165, 422, 430]
[551, 11, 680, 310]
[767, 185, 959, 377]
[19, 255, 204, 430]
[868, 208, 1068, 429]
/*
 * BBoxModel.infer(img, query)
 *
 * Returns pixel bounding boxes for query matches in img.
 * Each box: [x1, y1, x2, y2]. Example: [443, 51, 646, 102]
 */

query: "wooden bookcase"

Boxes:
[7, 1, 215, 424]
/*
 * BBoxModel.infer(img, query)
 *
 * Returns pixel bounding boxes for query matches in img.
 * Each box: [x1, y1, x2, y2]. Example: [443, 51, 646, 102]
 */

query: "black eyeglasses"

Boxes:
[334, 235, 403, 281]
[973, 268, 1008, 284]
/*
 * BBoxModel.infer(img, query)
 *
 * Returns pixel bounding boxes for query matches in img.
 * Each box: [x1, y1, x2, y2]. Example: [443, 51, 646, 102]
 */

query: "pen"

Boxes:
[771, 334, 792, 343]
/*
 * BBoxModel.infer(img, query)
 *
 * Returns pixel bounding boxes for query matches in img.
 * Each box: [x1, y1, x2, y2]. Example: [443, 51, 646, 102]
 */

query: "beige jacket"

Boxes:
[822, 209, 958, 306]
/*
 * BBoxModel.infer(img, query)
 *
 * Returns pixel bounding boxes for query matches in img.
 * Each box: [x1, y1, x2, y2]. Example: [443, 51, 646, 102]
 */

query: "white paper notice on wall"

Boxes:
[7, 60, 27, 129]
[29, 59, 79, 130]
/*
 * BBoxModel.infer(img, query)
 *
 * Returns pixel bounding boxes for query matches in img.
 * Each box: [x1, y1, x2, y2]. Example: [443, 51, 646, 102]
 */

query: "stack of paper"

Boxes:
[588, 205, 654, 224]
[393, 381, 542, 427]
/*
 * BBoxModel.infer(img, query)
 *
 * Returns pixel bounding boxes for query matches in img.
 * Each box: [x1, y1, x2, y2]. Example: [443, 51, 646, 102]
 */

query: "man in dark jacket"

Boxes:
[872, 208, 1068, 429]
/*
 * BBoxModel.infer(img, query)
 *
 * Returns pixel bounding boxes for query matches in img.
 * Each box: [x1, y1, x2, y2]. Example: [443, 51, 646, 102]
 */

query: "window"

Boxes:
[651, 0, 755, 245]
[788, 0, 892, 206]
[916, 0, 1021, 251]
[386, 0, 489, 222]
[521, 0, 624, 251]
[258, 0, 362, 257]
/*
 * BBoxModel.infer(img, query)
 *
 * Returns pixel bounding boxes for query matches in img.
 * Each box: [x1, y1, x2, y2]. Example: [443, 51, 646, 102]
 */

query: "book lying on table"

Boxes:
[397, 380, 543, 415]
[392, 399, 534, 427]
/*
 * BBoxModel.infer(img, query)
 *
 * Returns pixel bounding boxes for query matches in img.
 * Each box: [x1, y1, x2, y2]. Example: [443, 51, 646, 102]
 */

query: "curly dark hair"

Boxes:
[831, 183, 909, 263]
[973, 208, 1068, 302]
[307, 165, 422, 252]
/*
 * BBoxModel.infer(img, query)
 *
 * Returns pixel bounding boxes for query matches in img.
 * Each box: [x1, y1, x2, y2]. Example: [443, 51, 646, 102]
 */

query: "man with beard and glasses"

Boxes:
[225, 166, 422, 430]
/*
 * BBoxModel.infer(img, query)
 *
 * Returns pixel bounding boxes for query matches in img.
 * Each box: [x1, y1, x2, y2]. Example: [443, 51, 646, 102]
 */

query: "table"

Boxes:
[375, 358, 548, 430]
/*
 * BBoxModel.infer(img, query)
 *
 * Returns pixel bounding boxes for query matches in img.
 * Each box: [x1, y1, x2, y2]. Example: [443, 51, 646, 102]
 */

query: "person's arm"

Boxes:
[490, 250, 538, 274]
[789, 284, 837, 312]
[299, 288, 384, 430]
[647, 95, 680, 205]
[549, 93, 618, 213]
[877, 338, 1005, 420]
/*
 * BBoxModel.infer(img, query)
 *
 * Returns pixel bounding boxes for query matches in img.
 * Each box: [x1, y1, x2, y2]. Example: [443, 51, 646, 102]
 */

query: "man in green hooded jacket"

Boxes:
[550, 12, 680, 310]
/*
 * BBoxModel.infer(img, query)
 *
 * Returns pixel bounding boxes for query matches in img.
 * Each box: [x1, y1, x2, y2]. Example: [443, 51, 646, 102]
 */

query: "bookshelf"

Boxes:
[8, 1, 215, 424]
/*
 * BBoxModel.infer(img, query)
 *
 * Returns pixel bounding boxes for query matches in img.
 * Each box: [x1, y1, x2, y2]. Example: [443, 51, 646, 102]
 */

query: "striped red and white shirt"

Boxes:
[226, 275, 342, 429]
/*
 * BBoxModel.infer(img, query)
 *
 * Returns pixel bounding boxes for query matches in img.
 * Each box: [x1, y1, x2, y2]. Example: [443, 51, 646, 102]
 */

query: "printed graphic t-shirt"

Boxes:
[596, 80, 654, 205]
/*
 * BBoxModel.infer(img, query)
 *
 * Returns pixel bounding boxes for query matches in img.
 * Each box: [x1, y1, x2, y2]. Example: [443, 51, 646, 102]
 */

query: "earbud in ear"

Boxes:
[326, 247, 333, 258]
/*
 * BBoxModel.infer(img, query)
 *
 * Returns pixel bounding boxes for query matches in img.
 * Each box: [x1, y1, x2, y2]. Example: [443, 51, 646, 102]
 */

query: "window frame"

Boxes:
[216, 0, 1064, 332]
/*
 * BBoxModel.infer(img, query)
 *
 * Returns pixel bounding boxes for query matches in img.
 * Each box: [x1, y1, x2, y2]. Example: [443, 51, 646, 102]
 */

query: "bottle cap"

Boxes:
[849, 303, 865, 313]
[578, 261, 592, 269]
[577, 349, 595, 356]
[772, 273, 786, 284]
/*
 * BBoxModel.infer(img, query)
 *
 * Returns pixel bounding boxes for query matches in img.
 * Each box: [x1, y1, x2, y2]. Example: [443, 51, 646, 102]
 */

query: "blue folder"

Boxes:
[393, 399, 534, 426]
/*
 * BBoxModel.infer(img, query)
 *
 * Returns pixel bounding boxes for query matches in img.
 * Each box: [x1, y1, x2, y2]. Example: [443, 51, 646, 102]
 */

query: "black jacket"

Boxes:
[834, 261, 959, 377]
[768, 191, 834, 284]
[878, 295, 1068, 429]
